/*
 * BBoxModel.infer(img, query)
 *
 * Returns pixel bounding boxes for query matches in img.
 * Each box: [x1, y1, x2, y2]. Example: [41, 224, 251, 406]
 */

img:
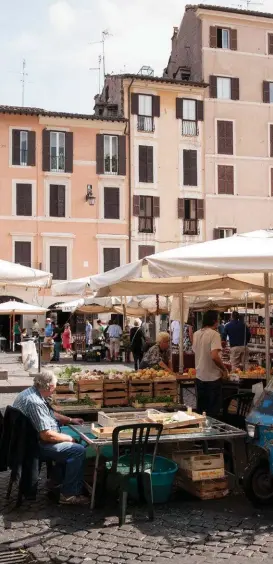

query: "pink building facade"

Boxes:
[0, 107, 128, 307]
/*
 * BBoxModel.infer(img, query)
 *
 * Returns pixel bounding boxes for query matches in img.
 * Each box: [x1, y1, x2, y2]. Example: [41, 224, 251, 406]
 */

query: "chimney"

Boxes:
[172, 26, 178, 42]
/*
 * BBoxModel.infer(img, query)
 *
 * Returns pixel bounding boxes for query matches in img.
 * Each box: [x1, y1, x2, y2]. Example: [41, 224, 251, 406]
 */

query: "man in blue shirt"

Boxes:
[13, 370, 88, 505]
[224, 311, 251, 370]
[45, 318, 53, 338]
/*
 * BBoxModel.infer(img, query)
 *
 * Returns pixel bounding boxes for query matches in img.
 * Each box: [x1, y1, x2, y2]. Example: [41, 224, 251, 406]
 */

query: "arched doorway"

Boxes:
[0, 296, 24, 351]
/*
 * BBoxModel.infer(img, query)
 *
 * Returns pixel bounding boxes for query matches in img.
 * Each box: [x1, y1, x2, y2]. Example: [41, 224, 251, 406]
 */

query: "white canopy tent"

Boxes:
[0, 300, 48, 351]
[0, 260, 52, 288]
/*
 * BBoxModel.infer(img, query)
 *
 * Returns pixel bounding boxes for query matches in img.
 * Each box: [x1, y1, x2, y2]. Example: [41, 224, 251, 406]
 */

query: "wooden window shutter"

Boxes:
[176, 98, 183, 119]
[271, 169, 273, 197]
[96, 134, 104, 174]
[131, 93, 139, 115]
[139, 145, 146, 182]
[12, 130, 21, 165]
[15, 241, 31, 267]
[177, 198, 185, 219]
[118, 135, 126, 176]
[230, 29, 237, 51]
[268, 33, 273, 55]
[133, 195, 140, 216]
[263, 81, 270, 103]
[196, 199, 204, 220]
[209, 26, 217, 48]
[27, 131, 36, 166]
[209, 76, 217, 98]
[218, 165, 234, 194]
[196, 100, 204, 121]
[270, 125, 273, 158]
[50, 185, 65, 217]
[152, 96, 160, 117]
[213, 228, 220, 239]
[217, 121, 233, 155]
[153, 196, 160, 218]
[65, 132, 73, 173]
[103, 248, 120, 272]
[183, 149, 197, 186]
[104, 187, 119, 219]
[147, 146, 153, 183]
[42, 129, 50, 171]
[138, 245, 155, 259]
[16, 183, 32, 216]
[50, 246, 67, 280]
[231, 78, 239, 101]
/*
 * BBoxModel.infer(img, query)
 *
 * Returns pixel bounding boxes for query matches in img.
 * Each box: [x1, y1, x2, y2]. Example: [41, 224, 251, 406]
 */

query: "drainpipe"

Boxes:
[127, 78, 135, 263]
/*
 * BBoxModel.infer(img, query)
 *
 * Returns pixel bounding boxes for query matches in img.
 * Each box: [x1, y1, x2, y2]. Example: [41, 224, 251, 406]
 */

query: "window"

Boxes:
[183, 149, 197, 186]
[217, 77, 231, 100]
[131, 93, 160, 132]
[139, 195, 154, 233]
[103, 248, 120, 272]
[50, 131, 65, 172]
[104, 135, 118, 175]
[16, 183, 32, 216]
[139, 145, 153, 183]
[271, 168, 273, 196]
[217, 121, 233, 155]
[263, 81, 273, 103]
[270, 125, 273, 157]
[50, 246, 67, 280]
[178, 198, 204, 235]
[210, 26, 237, 50]
[49, 185, 66, 217]
[268, 33, 273, 55]
[214, 228, 236, 239]
[104, 187, 120, 219]
[218, 165, 234, 195]
[138, 245, 155, 259]
[12, 130, 36, 167]
[15, 241, 31, 267]
[182, 100, 197, 136]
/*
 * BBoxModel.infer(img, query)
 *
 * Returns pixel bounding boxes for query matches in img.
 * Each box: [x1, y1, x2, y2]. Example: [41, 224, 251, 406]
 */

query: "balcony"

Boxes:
[50, 154, 65, 172]
[137, 115, 155, 133]
[139, 217, 155, 234]
[182, 120, 199, 137]
[183, 219, 199, 236]
[104, 156, 118, 175]
[20, 149, 28, 166]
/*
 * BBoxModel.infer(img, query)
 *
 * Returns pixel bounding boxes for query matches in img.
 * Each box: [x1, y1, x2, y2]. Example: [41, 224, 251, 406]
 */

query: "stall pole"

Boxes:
[179, 293, 184, 373]
[264, 273, 271, 382]
[38, 337, 41, 373]
[243, 292, 248, 372]
[12, 311, 15, 352]
[9, 315, 12, 351]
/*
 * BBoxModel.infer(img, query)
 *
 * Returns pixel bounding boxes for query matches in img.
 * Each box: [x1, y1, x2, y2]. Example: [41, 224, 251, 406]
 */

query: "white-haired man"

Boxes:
[13, 370, 88, 505]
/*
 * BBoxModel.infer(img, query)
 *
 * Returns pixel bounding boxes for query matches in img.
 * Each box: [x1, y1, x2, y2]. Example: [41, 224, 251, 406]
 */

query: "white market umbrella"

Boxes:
[0, 300, 48, 352]
[55, 299, 85, 312]
[0, 260, 51, 288]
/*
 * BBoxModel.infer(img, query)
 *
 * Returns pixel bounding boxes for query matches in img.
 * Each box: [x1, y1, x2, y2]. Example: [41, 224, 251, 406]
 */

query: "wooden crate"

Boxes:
[103, 379, 128, 407]
[98, 410, 151, 427]
[153, 378, 178, 402]
[52, 392, 78, 404]
[174, 452, 224, 472]
[78, 378, 103, 407]
[176, 469, 229, 499]
[55, 382, 75, 394]
[128, 379, 153, 399]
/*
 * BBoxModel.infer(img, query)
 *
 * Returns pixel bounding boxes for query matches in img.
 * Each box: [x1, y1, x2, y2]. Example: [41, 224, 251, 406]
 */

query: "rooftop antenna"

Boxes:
[90, 55, 102, 93]
[89, 30, 112, 83]
[232, 0, 264, 8]
[21, 59, 28, 107]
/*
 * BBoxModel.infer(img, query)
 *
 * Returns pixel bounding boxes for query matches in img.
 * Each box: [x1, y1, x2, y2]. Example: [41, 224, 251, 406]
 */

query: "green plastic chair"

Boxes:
[107, 422, 163, 526]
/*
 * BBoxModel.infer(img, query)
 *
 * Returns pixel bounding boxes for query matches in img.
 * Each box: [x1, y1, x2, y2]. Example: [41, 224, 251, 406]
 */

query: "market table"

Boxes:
[69, 418, 246, 510]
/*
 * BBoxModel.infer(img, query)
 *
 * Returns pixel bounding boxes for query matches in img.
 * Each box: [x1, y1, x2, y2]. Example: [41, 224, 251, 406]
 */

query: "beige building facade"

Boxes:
[165, 4, 273, 239]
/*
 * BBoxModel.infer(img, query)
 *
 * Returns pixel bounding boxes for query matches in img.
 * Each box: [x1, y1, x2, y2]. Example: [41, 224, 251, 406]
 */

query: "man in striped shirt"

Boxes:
[13, 370, 88, 505]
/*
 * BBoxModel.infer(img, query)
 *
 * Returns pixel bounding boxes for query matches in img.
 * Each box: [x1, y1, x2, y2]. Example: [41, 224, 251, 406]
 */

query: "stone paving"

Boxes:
[2, 471, 273, 564]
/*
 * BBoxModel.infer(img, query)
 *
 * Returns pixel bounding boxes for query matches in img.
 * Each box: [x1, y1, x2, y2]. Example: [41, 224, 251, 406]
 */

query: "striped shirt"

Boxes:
[13, 386, 59, 433]
[107, 324, 122, 339]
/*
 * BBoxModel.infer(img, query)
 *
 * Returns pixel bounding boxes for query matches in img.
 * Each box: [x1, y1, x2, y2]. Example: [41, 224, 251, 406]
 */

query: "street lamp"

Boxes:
[86, 185, 96, 205]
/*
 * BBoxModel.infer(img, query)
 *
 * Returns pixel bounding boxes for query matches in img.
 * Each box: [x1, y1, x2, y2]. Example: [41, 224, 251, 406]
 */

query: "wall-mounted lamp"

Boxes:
[86, 184, 96, 206]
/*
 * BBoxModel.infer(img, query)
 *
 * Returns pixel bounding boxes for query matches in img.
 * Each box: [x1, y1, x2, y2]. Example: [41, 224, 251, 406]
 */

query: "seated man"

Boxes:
[13, 369, 88, 505]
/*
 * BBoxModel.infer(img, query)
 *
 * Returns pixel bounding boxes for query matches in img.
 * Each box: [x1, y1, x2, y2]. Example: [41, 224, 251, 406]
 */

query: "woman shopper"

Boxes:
[140, 332, 171, 371]
[130, 320, 145, 370]
[62, 323, 72, 356]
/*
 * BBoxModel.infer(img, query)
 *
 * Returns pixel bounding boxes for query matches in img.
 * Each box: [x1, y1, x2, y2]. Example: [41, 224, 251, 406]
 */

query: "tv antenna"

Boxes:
[89, 30, 112, 82]
[90, 55, 102, 93]
[21, 59, 28, 107]
[232, 0, 264, 8]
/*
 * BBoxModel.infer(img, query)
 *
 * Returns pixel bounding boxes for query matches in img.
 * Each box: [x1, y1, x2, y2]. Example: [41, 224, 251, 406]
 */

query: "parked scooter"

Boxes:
[243, 380, 273, 504]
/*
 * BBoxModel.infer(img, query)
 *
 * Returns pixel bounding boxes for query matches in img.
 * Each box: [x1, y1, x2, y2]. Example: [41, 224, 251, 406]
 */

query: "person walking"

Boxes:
[13, 321, 21, 350]
[32, 319, 40, 338]
[193, 310, 227, 418]
[52, 322, 62, 362]
[223, 311, 251, 370]
[130, 320, 145, 370]
[106, 318, 123, 362]
[85, 320, 93, 350]
[62, 323, 72, 356]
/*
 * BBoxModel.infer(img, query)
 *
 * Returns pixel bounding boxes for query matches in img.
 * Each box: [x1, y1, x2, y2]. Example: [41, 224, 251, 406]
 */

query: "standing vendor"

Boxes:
[193, 310, 227, 417]
[223, 311, 251, 370]
[140, 332, 171, 371]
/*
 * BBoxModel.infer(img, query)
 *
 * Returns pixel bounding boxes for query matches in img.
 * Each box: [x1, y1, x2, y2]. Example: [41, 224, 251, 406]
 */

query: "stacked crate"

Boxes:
[53, 381, 78, 405]
[173, 452, 228, 500]
[128, 378, 153, 401]
[77, 377, 103, 408]
[103, 377, 128, 407]
[153, 377, 177, 403]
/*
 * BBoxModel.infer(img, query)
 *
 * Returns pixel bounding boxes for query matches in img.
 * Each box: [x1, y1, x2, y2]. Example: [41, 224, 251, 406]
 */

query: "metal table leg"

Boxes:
[90, 446, 100, 511]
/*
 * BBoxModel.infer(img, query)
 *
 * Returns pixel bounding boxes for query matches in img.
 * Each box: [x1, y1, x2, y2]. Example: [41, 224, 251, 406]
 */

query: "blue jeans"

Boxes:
[54, 341, 61, 360]
[39, 442, 86, 496]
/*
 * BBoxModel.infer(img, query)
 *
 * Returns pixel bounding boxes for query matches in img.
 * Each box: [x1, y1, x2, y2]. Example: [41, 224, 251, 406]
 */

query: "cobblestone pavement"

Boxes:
[2, 470, 273, 564]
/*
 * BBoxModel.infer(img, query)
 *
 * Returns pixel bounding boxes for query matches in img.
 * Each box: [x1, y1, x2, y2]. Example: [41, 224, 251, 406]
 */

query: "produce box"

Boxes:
[77, 377, 103, 407]
[148, 410, 205, 429]
[173, 452, 224, 471]
[176, 469, 229, 499]
[182, 466, 225, 482]
[97, 410, 155, 428]
[103, 379, 128, 407]
[52, 392, 78, 404]
[153, 378, 178, 403]
[128, 379, 153, 399]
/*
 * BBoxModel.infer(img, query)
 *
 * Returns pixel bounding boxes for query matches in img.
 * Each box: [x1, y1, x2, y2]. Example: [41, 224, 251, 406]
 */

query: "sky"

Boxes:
[1, 0, 272, 114]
